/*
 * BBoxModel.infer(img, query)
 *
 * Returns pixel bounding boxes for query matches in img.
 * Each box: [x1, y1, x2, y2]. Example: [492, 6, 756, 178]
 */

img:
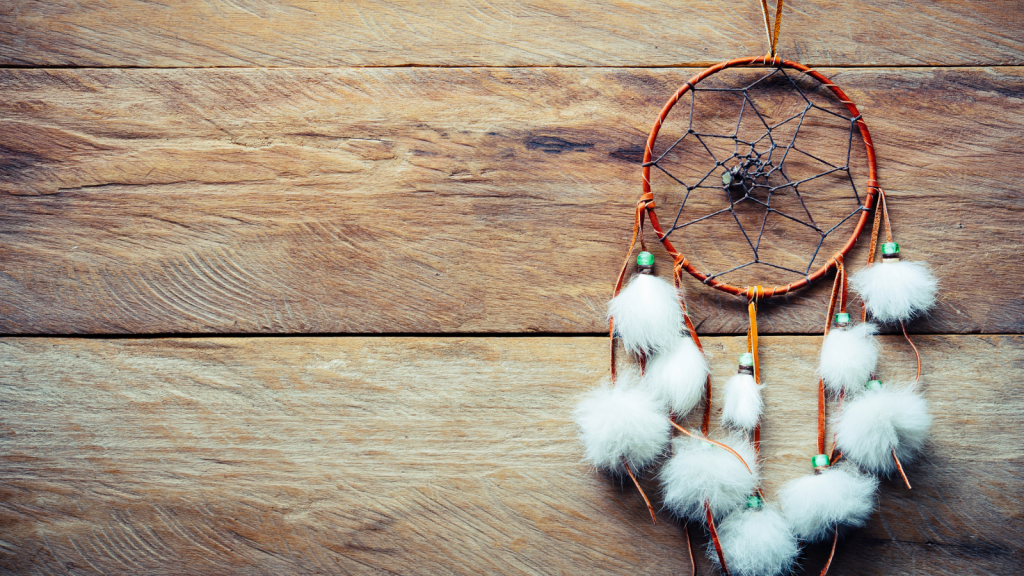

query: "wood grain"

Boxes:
[0, 334, 1019, 575]
[1, 0, 1023, 68]
[2, 66, 1022, 335]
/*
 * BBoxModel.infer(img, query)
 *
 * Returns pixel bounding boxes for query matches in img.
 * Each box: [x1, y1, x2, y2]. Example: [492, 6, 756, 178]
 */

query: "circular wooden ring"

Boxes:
[641, 57, 879, 299]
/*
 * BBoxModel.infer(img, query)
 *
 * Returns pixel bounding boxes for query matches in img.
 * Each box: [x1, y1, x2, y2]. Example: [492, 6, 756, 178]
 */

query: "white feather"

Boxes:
[708, 506, 800, 576]
[721, 373, 762, 430]
[851, 260, 938, 324]
[779, 464, 878, 542]
[643, 335, 708, 416]
[834, 384, 931, 474]
[819, 323, 878, 395]
[608, 274, 683, 355]
[660, 433, 758, 521]
[574, 371, 671, 475]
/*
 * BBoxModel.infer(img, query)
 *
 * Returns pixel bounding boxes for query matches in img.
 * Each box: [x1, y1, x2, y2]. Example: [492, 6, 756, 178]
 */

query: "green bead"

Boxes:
[636, 251, 655, 267]
[738, 352, 754, 367]
[746, 495, 763, 509]
[812, 454, 830, 468]
[882, 242, 900, 256]
[834, 312, 851, 325]
[866, 379, 883, 391]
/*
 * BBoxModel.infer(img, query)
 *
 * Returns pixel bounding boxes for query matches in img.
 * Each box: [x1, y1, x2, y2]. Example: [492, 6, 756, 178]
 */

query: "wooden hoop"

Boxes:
[641, 56, 879, 299]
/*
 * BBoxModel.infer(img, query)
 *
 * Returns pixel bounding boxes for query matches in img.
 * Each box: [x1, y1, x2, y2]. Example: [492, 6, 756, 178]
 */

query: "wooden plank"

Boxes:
[1, 0, 1023, 67]
[0, 334, 1020, 575]
[1, 66, 1022, 335]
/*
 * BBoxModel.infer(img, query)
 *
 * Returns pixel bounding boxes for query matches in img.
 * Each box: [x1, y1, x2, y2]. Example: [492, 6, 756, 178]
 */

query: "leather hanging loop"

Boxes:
[637, 191, 656, 252]
[759, 0, 785, 60]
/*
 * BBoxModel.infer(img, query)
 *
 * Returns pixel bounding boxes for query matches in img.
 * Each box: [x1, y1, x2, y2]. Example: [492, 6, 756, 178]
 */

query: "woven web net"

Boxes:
[646, 66, 869, 289]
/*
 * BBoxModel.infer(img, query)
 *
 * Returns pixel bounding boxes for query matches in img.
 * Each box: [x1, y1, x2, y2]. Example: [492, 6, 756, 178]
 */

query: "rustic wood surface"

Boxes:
[2, 66, 1022, 335]
[2, 0, 1023, 67]
[3, 2, 1021, 574]
[0, 335, 1019, 575]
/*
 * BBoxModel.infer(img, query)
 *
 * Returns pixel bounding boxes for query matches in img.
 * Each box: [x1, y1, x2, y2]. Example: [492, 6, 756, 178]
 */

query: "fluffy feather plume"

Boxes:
[574, 371, 671, 475]
[779, 464, 878, 542]
[851, 260, 938, 324]
[608, 274, 683, 355]
[660, 434, 758, 520]
[643, 335, 708, 416]
[721, 373, 762, 430]
[708, 506, 800, 576]
[819, 323, 878, 394]
[834, 384, 931, 474]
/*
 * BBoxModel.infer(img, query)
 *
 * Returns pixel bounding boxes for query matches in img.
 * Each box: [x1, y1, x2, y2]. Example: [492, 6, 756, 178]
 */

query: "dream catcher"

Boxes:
[574, 2, 938, 575]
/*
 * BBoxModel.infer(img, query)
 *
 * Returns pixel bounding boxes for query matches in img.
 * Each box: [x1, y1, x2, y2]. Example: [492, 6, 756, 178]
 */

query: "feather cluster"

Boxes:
[709, 506, 799, 576]
[573, 371, 671, 475]
[607, 274, 683, 355]
[819, 323, 878, 395]
[834, 384, 931, 474]
[643, 335, 708, 416]
[851, 261, 938, 324]
[660, 434, 758, 520]
[721, 373, 762, 430]
[779, 464, 878, 542]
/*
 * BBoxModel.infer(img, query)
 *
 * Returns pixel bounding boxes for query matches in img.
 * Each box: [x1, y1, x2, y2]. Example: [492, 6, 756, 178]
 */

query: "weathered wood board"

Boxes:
[3, 3, 1022, 575]
[2, 0, 1023, 67]
[2, 67, 1022, 335]
[0, 335, 1020, 575]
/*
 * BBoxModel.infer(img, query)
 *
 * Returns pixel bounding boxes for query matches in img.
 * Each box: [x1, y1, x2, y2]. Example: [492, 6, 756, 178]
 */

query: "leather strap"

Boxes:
[706, 503, 730, 575]
[747, 297, 762, 461]
[622, 456, 657, 525]
[675, 255, 714, 437]
[609, 194, 657, 381]
[759, 0, 784, 59]
[818, 261, 844, 454]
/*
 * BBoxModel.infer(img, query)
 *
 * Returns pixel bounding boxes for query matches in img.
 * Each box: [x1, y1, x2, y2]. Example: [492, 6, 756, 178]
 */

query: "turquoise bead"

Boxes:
[636, 251, 656, 267]
[812, 454, 830, 468]
[746, 495, 763, 509]
[882, 242, 900, 256]
[738, 352, 754, 367]
[834, 312, 851, 325]
[866, 379, 883, 391]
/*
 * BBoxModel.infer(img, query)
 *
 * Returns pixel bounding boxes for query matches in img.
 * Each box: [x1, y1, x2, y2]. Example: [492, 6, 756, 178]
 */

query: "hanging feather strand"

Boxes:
[660, 433, 758, 521]
[779, 463, 878, 542]
[608, 272, 684, 356]
[721, 371, 762, 431]
[834, 382, 931, 475]
[709, 504, 800, 576]
[574, 370, 672, 475]
[819, 322, 878, 395]
[851, 253, 937, 324]
[644, 335, 708, 416]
